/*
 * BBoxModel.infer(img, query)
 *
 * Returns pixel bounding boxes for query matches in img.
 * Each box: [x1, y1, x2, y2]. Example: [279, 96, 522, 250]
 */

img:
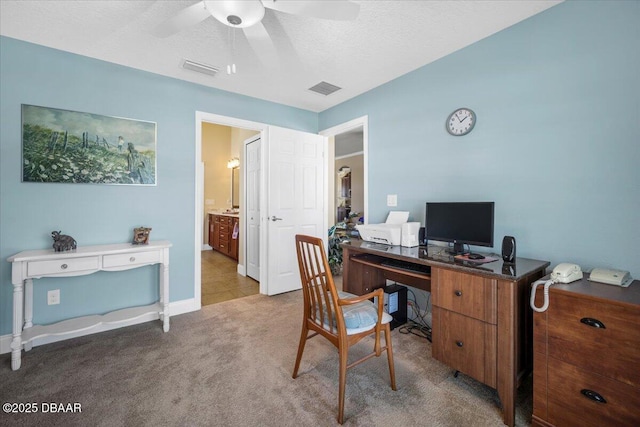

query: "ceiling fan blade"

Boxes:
[242, 22, 279, 69]
[262, 0, 360, 21]
[151, 1, 211, 38]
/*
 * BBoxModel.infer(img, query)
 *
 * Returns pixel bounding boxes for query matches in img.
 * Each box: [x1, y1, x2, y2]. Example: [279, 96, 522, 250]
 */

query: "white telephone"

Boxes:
[530, 263, 583, 312]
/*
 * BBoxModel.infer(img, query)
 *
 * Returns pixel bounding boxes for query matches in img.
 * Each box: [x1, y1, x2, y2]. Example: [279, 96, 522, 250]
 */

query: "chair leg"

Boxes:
[292, 323, 308, 379]
[337, 343, 348, 424]
[384, 324, 397, 391]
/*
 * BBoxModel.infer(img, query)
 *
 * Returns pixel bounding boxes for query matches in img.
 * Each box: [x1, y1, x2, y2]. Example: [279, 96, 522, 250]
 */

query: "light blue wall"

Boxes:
[2, 1, 639, 337]
[0, 37, 317, 335]
[320, 1, 640, 277]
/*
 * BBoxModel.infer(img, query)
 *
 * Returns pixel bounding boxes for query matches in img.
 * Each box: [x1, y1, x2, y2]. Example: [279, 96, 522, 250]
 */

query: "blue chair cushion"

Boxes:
[316, 291, 391, 335]
[338, 291, 379, 330]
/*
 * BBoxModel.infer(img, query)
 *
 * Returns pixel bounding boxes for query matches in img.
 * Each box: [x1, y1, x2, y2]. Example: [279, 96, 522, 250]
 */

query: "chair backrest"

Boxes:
[295, 234, 344, 335]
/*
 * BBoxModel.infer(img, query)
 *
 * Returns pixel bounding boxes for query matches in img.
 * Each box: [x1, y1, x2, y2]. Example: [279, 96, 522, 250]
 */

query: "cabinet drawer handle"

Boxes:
[60, 263, 68, 270]
[580, 317, 606, 329]
[456, 341, 463, 347]
[581, 389, 607, 404]
[454, 290, 462, 297]
[130, 257, 136, 262]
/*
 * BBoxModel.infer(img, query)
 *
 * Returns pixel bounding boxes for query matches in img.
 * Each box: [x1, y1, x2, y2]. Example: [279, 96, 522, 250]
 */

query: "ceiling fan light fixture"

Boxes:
[205, 0, 265, 28]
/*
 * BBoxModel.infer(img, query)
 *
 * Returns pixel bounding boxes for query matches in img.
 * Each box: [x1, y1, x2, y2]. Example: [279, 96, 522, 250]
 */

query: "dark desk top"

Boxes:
[341, 239, 550, 281]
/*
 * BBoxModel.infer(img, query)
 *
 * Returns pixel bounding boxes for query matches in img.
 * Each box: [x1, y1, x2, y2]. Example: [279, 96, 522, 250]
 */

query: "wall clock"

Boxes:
[446, 108, 476, 136]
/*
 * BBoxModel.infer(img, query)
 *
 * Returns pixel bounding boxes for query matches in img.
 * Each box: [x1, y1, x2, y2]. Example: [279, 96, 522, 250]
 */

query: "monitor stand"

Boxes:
[447, 242, 465, 255]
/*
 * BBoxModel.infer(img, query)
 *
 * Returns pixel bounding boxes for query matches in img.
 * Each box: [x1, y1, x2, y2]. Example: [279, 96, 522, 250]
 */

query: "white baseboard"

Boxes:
[237, 263, 246, 276]
[0, 297, 200, 355]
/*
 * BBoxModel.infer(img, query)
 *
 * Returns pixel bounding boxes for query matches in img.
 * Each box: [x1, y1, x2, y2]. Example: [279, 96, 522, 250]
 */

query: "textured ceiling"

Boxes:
[0, 1, 562, 112]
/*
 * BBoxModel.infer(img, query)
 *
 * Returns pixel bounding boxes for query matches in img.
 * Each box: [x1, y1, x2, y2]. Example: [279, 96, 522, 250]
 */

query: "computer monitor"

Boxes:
[425, 202, 494, 255]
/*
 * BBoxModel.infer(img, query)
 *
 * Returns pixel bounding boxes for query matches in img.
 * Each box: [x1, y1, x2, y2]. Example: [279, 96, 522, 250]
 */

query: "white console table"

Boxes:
[7, 241, 171, 371]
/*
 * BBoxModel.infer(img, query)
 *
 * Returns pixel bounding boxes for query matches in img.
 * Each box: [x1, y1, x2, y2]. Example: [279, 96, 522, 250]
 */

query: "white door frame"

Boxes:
[195, 112, 268, 309]
[319, 115, 369, 225]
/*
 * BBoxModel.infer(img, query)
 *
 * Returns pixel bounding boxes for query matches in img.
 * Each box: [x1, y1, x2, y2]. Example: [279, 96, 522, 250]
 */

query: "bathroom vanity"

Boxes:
[209, 213, 239, 261]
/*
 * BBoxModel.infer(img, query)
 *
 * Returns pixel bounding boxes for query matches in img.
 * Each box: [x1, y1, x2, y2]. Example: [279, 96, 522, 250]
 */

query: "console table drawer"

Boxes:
[28, 257, 99, 276]
[103, 250, 160, 268]
[547, 358, 640, 427]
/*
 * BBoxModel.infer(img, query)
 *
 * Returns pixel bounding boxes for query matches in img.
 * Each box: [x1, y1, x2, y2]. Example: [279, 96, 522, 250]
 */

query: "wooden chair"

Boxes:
[293, 234, 396, 424]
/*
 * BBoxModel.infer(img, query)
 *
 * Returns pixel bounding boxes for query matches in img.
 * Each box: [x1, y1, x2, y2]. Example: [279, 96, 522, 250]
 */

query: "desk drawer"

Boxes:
[547, 292, 640, 387]
[432, 307, 496, 387]
[103, 250, 160, 268]
[433, 268, 496, 323]
[28, 256, 99, 276]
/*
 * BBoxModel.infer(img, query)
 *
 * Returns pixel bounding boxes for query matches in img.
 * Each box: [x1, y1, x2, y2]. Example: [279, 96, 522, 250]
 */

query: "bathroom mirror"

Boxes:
[232, 166, 240, 208]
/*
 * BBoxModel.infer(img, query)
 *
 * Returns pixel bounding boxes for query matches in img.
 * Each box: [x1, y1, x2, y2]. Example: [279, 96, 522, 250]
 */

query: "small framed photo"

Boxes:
[132, 227, 152, 245]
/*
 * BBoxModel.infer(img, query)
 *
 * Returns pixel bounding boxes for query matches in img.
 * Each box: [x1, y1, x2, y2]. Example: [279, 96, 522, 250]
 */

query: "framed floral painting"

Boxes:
[21, 104, 157, 185]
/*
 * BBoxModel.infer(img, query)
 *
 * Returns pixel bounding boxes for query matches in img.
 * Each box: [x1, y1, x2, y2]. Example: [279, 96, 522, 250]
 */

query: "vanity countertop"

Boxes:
[208, 211, 239, 218]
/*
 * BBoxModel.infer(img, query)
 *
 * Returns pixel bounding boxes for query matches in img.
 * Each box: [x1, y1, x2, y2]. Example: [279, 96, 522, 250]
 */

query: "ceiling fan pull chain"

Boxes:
[226, 26, 237, 75]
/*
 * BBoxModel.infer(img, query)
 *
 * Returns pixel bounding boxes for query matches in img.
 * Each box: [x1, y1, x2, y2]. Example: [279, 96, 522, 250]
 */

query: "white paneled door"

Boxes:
[266, 126, 325, 295]
[245, 136, 261, 282]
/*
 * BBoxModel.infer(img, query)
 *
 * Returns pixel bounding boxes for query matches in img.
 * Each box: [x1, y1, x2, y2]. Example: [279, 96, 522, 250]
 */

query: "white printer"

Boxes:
[356, 211, 421, 247]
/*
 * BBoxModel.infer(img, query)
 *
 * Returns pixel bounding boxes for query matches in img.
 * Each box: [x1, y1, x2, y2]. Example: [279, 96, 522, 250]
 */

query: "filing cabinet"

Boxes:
[532, 276, 640, 427]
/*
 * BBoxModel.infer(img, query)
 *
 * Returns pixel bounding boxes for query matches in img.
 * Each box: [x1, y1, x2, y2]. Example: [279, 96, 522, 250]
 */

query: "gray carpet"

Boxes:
[0, 291, 533, 426]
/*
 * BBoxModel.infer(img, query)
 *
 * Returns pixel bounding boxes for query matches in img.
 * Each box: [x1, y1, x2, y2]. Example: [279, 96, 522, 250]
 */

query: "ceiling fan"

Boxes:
[152, 0, 360, 71]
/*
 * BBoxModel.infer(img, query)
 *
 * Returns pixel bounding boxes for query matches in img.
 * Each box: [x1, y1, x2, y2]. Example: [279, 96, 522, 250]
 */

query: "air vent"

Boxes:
[308, 81, 342, 96]
[182, 59, 219, 76]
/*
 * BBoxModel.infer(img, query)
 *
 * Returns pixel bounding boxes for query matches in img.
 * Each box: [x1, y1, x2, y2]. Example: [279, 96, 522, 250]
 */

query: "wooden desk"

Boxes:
[342, 240, 549, 427]
[7, 241, 171, 371]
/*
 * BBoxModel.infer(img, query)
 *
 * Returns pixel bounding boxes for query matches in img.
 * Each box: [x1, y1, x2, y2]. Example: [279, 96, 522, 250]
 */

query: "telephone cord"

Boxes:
[530, 278, 555, 313]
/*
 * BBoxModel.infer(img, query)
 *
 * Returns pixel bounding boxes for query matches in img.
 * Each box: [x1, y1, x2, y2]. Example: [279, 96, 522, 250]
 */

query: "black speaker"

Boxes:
[502, 236, 516, 264]
[419, 227, 426, 245]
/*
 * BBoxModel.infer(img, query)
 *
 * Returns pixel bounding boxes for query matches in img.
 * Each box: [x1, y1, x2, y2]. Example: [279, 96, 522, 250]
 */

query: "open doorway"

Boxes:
[195, 111, 327, 305]
[320, 116, 368, 285]
[334, 130, 365, 226]
[321, 116, 368, 227]
[200, 123, 260, 306]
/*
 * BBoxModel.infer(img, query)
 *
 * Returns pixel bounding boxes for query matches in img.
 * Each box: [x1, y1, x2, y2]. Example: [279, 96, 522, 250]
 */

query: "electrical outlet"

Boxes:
[47, 289, 60, 305]
[387, 194, 397, 207]
[205, 199, 215, 205]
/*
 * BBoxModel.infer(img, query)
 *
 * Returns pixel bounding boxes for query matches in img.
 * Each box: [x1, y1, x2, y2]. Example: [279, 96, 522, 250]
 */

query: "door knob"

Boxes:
[270, 216, 283, 222]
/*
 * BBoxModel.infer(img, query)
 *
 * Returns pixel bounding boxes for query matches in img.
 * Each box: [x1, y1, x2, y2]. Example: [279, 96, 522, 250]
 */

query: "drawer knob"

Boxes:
[581, 389, 607, 404]
[454, 290, 462, 297]
[580, 317, 606, 329]
[456, 341, 463, 347]
[60, 263, 68, 270]
[130, 257, 136, 262]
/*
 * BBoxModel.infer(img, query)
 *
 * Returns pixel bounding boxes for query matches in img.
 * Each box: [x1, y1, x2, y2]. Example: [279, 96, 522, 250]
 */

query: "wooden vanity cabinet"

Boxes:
[532, 276, 640, 427]
[208, 214, 239, 261]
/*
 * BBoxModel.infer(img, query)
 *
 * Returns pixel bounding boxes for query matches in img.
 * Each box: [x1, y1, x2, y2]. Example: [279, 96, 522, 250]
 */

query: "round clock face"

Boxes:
[446, 108, 476, 136]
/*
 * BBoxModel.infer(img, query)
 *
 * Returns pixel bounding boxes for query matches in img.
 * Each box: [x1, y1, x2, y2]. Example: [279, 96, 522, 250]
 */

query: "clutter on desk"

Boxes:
[454, 253, 499, 264]
[356, 211, 420, 247]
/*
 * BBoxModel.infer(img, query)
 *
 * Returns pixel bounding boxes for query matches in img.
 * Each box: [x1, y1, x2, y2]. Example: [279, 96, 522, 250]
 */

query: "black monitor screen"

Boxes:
[425, 202, 494, 253]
